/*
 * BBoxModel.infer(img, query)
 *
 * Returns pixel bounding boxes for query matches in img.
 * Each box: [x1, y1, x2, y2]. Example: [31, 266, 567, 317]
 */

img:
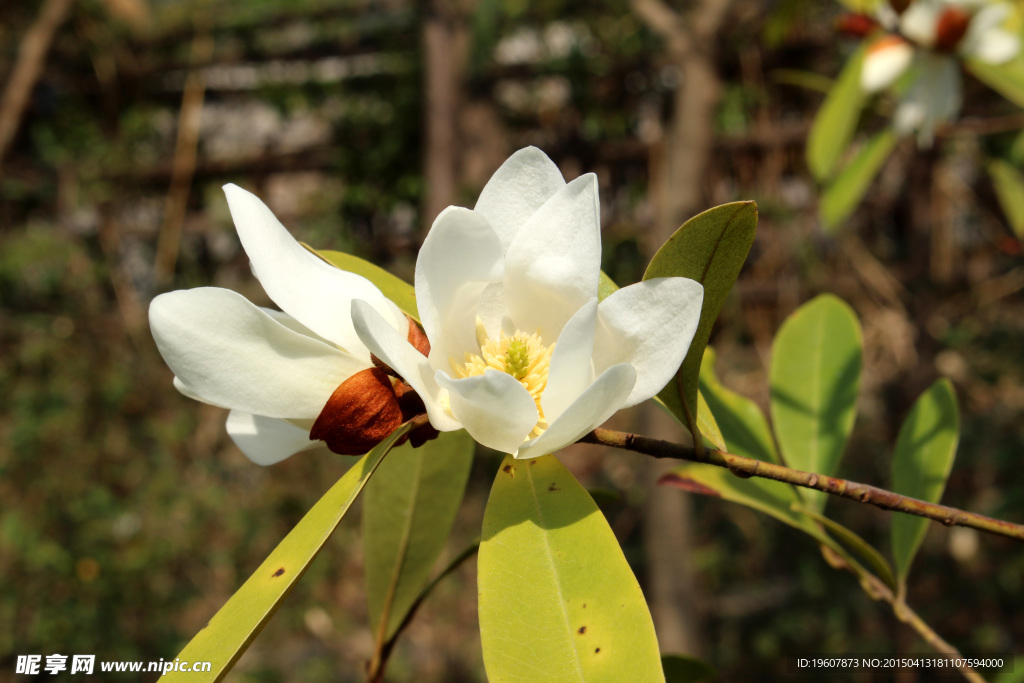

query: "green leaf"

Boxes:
[643, 202, 758, 439]
[791, 505, 897, 593]
[164, 422, 413, 683]
[834, 0, 883, 12]
[808, 42, 869, 182]
[662, 654, 718, 683]
[820, 128, 897, 231]
[698, 347, 779, 464]
[891, 379, 959, 588]
[967, 57, 1024, 109]
[769, 295, 862, 512]
[313, 247, 419, 321]
[479, 455, 663, 683]
[364, 430, 474, 643]
[598, 270, 619, 301]
[987, 159, 1024, 240]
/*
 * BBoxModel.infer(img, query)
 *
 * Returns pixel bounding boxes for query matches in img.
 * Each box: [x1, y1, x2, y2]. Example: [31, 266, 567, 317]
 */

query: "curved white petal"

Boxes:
[900, 1, 941, 47]
[968, 28, 1019, 63]
[503, 173, 602, 342]
[226, 411, 324, 466]
[435, 370, 538, 453]
[223, 184, 405, 359]
[592, 278, 704, 408]
[541, 298, 598, 424]
[151, 288, 364, 419]
[415, 206, 504, 363]
[862, 37, 915, 92]
[473, 146, 566, 249]
[350, 299, 461, 431]
[967, 3, 1010, 36]
[516, 363, 637, 460]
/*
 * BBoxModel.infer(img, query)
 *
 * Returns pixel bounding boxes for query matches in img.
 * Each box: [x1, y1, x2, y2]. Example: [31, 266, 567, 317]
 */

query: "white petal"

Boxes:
[969, 28, 1019, 63]
[415, 206, 504, 364]
[223, 184, 405, 359]
[592, 278, 704, 408]
[226, 410, 324, 466]
[435, 370, 538, 453]
[900, 1, 941, 47]
[350, 299, 461, 431]
[150, 287, 363, 419]
[541, 298, 598, 424]
[503, 173, 602, 342]
[516, 363, 637, 460]
[862, 37, 915, 92]
[966, 3, 1010, 37]
[473, 146, 566, 250]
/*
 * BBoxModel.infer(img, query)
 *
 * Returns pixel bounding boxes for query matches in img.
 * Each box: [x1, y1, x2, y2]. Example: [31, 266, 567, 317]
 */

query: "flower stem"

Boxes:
[579, 428, 1024, 542]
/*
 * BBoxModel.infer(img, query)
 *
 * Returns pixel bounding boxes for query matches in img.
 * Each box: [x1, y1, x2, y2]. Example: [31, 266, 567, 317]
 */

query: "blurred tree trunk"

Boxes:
[633, 0, 733, 658]
[422, 0, 472, 231]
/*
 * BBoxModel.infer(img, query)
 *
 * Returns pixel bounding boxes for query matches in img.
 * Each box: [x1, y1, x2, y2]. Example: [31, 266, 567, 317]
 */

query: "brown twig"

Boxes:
[0, 0, 76, 174]
[580, 428, 1024, 542]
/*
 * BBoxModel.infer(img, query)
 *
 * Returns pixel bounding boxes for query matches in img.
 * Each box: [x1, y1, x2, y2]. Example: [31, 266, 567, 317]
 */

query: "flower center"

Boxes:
[452, 326, 554, 439]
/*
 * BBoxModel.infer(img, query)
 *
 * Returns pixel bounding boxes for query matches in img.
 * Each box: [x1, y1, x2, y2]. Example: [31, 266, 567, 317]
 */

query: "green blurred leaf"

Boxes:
[792, 505, 897, 592]
[987, 159, 1024, 239]
[643, 202, 758, 440]
[891, 379, 959, 588]
[820, 129, 897, 231]
[769, 295, 862, 512]
[835, 0, 883, 12]
[164, 422, 413, 683]
[479, 455, 664, 683]
[699, 347, 779, 464]
[662, 653, 718, 683]
[807, 42, 869, 182]
[364, 430, 474, 643]
[967, 57, 1024, 109]
[312, 247, 419, 321]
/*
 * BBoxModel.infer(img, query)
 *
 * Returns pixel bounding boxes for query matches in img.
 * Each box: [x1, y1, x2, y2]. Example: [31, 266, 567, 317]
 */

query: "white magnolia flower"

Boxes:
[861, 0, 1020, 144]
[149, 185, 428, 465]
[350, 147, 705, 460]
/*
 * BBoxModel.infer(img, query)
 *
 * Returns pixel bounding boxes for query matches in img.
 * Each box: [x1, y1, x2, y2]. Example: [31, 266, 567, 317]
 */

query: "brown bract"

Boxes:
[837, 13, 878, 38]
[311, 315, 437, 455]
[935, 6, 970, 52]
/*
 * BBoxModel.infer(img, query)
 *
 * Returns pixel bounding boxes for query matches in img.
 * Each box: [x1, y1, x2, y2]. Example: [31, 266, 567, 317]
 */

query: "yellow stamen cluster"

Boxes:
[453, 327, 554, 439]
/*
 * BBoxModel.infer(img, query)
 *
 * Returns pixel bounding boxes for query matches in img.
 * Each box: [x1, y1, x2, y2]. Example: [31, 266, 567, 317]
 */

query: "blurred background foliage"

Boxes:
[1, 0, 1023, 680]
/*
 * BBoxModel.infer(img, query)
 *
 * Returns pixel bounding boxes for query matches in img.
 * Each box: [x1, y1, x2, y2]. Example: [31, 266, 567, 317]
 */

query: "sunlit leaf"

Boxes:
[834, 0, 883, 12]
[967, 57, 1024, 109]
[791, 505, 897, 592]
[164, 422, 414, 683]
[364, 430, 474, 643]
[662, 653, 718, 683]
[643, 202, 758, 440]
[820, 129, 897, 231]
[808, 42, 869, 182]
[312, 247, 419, 321]
[891, 379, 959, 588]
[987, 159, 1024, 239]
[479, 455, 663, 683]
[769, 295, 862, 512]
[698, 347, 779, 463]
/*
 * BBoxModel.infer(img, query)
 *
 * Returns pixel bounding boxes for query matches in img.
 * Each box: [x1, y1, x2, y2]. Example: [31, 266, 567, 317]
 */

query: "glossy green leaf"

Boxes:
[891, 379, 959, 588]
[808, 42, 869, 182]
[164, 422, 413, 683]
[820, 128, 897, 231]
[967, 57, 1024, 109]
[769, 295, 862, 512]
[313, 247, 419, 321]
[479, 455, 663, 683]
[791, 505, 897, 592]
[364, 430, 474, 643]
[662, 464, 806, 531]
[698, 347, 779, 464]
[987, 159, 1024, 239]
[643, 202, 758, 440]
[662, 654, 718, 683]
